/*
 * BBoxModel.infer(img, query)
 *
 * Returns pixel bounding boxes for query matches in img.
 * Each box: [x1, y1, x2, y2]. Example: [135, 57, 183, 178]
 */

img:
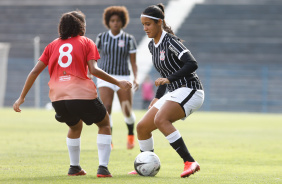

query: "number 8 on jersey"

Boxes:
[58, 43, 73, 68]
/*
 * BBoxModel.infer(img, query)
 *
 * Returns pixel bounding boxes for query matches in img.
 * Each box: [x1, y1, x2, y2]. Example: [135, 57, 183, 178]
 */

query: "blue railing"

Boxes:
[196, 64, 282, 113]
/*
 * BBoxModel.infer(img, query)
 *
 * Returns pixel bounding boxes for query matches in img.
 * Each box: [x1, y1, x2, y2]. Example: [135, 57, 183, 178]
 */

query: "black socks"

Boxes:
[170, 137, 195, 162]
[126, 123, 134, 135]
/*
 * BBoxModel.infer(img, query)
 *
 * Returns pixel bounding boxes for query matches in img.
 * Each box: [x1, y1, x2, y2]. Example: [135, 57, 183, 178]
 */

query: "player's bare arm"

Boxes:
[129, 53, 139, 91]
[87, 60, 132, 90]
[13, 60, 46, 112]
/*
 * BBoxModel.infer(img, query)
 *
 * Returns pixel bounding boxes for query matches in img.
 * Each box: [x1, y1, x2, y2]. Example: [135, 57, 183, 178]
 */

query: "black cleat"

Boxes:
[68, 165, 87, 176]
[97, 165, 112, 177]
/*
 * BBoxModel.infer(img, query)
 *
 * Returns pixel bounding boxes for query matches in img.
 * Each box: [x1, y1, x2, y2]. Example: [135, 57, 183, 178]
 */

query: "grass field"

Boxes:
[0, 108, 281, 184]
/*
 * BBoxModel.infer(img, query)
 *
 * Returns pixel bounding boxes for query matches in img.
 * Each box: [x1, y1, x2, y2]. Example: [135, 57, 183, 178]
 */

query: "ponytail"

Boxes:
[156, 3, 165, 13]
[163, 20, 174, 35]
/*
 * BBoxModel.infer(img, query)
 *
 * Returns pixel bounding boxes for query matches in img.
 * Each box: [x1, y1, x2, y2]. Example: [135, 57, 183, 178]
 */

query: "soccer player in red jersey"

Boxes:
[13, 10, 132, 177]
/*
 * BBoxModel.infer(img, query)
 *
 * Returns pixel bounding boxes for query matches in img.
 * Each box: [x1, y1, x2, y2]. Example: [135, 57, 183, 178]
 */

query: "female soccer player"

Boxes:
[95, 6, 138, 149]
[129, 4, 205, 178]
[13, 10, 132, 177]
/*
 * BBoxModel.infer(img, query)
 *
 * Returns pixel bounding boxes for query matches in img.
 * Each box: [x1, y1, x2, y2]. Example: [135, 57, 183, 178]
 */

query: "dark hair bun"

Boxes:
[156, 3, 165, 13]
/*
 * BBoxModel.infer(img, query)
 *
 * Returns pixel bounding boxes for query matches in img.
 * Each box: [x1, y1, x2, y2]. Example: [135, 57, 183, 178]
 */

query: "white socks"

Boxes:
[97, 134, 112, 167]
[137, 131, 181, 152]
[138, 136, 154, 151]
[124, 112, 136, 125]
[66, 135, 112, 168]
[66, 137, 80, 166]
[166, 130, 181, 143]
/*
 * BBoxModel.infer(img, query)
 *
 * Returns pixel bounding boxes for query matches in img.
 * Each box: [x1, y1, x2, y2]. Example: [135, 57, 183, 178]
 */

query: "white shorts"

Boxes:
[97, 75, 132, 92]
[153, 87, 204, 120]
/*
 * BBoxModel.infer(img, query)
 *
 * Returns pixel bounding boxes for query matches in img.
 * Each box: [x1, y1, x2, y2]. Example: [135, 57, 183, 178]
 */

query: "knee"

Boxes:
[102, 124, 111, 132]
[97, 121, 111, 135]
[136, 121, 147, 135]
[69, 122, 83, 132]
[154, 115, 166, 129]
[97, 119, 111, 130]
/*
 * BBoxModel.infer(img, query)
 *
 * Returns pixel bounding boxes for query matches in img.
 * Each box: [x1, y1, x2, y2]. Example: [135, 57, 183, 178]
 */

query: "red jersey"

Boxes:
[39, 36, 100, 102]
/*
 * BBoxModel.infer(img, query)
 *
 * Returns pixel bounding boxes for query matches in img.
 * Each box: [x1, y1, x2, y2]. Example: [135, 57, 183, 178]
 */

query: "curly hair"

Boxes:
[103, 6, 129, 29]
[58, 10, 86, 40]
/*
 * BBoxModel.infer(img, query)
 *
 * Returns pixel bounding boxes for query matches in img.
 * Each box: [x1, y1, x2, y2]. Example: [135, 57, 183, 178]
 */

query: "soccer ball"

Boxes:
[134, 151, 161, 176]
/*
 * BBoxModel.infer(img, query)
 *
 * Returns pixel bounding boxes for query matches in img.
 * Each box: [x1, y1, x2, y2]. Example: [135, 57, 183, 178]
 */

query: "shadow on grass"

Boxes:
[0, 174, 198, 184]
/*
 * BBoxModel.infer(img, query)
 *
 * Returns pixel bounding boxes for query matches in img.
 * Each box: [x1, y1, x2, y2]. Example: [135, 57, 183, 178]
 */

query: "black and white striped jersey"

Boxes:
[95, 30, 137, 75]
[149, 31, 203, 96]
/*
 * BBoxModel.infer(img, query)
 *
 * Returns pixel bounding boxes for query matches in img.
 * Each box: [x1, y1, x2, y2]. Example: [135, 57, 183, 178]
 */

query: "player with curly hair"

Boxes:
[95, 6, 138, 149]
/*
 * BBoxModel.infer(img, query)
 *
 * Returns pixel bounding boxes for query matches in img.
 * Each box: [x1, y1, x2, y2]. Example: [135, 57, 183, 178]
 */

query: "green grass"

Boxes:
[0, 108, 282, 184]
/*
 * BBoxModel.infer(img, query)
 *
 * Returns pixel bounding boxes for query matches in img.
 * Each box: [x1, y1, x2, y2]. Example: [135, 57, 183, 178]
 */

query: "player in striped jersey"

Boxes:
[129, 3, 205, 178]
[95, 6, 139, 149]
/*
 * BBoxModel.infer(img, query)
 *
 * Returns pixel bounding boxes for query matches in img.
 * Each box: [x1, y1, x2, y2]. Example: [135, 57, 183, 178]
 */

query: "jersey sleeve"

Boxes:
[168, 38, 192, 60]
[166, 38, 198, 83]
[155, 84, 167, 99]
[39, 44, 50, 66]
[87, 38, 100, 61]
[95, 33, 102, 52]
[129, 35, 137, 54]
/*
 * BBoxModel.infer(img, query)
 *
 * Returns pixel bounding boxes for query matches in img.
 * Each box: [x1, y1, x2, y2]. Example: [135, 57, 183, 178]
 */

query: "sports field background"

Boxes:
[1, 0, 282, 183]
[2, 0, 282, 112]
[0, 109, 281, 184]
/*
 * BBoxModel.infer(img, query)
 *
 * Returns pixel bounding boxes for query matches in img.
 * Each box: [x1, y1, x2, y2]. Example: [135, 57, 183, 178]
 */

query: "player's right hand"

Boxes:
[13, 97, 25, 112]
[155, 78, 170, 86]
[118, 80, 132, 90]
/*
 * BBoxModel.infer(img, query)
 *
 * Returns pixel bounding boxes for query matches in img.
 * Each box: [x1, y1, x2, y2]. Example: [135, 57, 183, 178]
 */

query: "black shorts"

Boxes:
[52, 98, 107, 126]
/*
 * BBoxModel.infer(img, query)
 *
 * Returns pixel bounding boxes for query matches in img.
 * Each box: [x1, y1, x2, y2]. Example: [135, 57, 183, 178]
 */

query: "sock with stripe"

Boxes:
[166, 130, 195, 162]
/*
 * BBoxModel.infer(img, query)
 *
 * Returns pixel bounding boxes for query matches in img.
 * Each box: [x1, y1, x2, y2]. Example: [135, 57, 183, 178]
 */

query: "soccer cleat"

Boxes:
[128, 170, 138, 175]
[180, 161, 200, 178]
[127, 135, 135, 149]
[97, 165, 112, 177]
[68, 165, 87, 176]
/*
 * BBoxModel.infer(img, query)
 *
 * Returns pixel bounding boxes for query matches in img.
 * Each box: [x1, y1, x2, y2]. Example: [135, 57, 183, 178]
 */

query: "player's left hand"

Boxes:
[118, 80, 132, 90]
[155, 78, 170, 86]
[13, 97, 25, 112]
[133, 79, 139, 91]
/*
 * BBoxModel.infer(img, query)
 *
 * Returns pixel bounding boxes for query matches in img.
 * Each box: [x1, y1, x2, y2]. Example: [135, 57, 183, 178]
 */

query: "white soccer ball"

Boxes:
[134, 151, 161, 176]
